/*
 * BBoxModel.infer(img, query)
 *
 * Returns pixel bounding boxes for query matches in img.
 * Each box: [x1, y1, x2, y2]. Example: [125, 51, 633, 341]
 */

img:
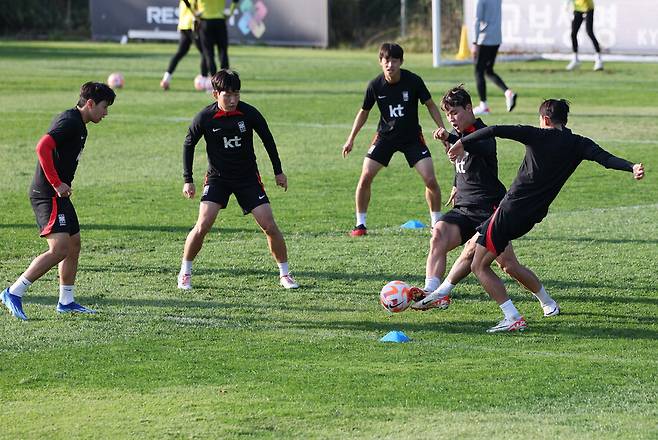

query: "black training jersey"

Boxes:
[30, 108, 87, 198]
[461, 125, 634, 222]
[447, 118, 506, 210]
[362, 69, 431, 143]
[183, 101, 282, 183]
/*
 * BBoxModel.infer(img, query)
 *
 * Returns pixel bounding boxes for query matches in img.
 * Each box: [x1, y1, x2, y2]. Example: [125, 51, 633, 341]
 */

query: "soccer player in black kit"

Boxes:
[410, 86, 558, 317]
[341, 43, 447, 236]
[447, 99, 645, 332]
[178, 69, 298, 290]
[1, 82, 115, 320]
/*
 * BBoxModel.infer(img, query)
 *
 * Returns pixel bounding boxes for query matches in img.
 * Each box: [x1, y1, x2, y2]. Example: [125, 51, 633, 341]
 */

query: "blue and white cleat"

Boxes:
[56, 302, 97, 314]
[1, 288, 28, 321]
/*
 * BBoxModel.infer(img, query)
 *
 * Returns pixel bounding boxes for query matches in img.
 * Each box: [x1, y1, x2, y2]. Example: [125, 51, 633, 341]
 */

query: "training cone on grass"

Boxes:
[456, 25, 471, 60]
[380, 331, 411, 343]
[401, 220, 426, 229]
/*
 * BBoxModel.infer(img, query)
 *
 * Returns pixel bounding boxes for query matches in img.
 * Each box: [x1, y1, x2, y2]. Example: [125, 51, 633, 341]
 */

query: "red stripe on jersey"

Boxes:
[35, 134, 62, 188]
[213, 110, 244, 119]
[42, 197, 58, 236]
[256, 172, 265, 191]
[485, 207, 499, 255]
[464, 124, 477, 134]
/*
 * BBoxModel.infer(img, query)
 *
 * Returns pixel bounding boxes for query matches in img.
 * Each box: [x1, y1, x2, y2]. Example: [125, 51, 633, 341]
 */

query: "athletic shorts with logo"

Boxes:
[476, 206, 537, 255]
[31, 196, 80, 237]
[201, 174, 269, 215]
[366, 133, 430, 167]
[441, 205, 495, 245]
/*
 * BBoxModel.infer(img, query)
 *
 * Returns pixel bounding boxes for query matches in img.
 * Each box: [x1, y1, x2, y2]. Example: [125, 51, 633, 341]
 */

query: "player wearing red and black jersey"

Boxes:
[410, 86, 558, 318]
[341, 43, 447, 236]
[178, 69, 298, 290]
[447, 99, 645, 332]
[1, 82, 115, 320]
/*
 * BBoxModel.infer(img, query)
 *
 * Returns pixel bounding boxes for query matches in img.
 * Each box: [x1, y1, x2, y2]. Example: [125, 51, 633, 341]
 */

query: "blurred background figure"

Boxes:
[471, 0, 517, 116]
[566, 0, 604, 71]
[161, 0, 209, 91]
[198, 0, 239, 75]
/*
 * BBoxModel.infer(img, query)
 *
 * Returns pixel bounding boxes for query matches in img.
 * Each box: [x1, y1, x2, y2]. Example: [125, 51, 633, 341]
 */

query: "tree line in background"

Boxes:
[0, 0, 463, 51]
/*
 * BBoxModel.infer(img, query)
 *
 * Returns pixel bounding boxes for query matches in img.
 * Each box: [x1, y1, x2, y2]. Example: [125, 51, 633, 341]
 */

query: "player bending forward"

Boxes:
[2, 82, 115, 320]
[178, 69, 298, 290]
[447, 99, 644, 332]
[409, 86, 559, 319]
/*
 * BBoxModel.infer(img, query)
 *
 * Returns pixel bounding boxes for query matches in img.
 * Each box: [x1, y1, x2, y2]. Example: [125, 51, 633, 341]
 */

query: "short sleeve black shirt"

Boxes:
[30, 108, 87, 198]
[361, 69, 431, 143]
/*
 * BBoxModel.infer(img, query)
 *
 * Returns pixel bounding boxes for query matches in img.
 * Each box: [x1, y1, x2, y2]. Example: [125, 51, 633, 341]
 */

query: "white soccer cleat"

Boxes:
[505, 92, 517, 112]
[472, 103, 490, 116]
[411, 291, 451, 311]
[486, 316, 527, 333]
[177, 273, 192, 290]
[593, 59, 604, 71]
[566, 59, 580, 71]
[542, 302, 560, 317]
[280, 274, 299, 289]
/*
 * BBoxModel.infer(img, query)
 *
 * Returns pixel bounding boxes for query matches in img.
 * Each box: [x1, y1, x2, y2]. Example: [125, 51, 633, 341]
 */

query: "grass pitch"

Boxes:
[0, 41, 656, 439]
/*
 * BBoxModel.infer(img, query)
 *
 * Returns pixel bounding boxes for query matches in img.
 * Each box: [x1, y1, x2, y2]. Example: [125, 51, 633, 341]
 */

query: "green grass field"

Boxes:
[0, 41, 656, 439]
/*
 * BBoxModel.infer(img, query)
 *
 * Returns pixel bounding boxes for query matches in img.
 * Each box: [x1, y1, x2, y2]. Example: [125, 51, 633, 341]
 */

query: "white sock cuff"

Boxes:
[277, 262, 289, 277]
[180, 260, 192, 275]
[356, 213, 367, 227]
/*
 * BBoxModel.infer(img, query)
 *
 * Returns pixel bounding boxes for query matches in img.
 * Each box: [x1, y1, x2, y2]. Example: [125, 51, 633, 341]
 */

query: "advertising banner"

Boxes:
[463, 0, 658, 55]
[90, 0, 329, 47]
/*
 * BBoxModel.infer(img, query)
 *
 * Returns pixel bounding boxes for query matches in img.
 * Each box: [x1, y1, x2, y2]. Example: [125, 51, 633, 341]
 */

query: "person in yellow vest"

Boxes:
[161, 0, 209, 90]
[566, 0, 603, 71]
[197, 0, 239, 75]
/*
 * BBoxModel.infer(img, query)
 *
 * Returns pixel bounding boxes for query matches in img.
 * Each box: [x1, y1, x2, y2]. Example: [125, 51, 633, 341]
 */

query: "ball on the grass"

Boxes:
[380, 280, 412, 313]
[194, 74, 209, 91]
[106, 72, 124, 89]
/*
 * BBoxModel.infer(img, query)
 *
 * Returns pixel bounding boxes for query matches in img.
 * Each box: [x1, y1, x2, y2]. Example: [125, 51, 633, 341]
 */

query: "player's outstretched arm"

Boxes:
[342, 109, 369, 158]
[633, 163, 645, 180]
[447, 139, 464, 161]
[425, 99, 446, 130]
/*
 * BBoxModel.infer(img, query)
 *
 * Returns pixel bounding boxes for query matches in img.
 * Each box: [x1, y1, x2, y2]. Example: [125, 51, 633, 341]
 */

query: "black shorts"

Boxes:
[476, 207, 537, 256]
[440, 206, 494, 245]
[200, 175, 269, 215]
[366, 133, 430, 167]
[31, 196, 80, 237]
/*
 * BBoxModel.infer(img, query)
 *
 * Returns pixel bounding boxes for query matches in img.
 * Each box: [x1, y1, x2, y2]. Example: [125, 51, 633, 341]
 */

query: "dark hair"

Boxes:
[441, 84, 472, 111]
[77, 82, 115, 107]
[379, 43, 404, 61]
[211, 69, 241, 92]
[539, 99, 570, 125]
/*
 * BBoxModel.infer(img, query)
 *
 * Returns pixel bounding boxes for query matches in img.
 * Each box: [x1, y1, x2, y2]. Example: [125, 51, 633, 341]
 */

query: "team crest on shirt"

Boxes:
[238, 121, 246, 133]
[58, 214, 67, 226]
[402, 91, 409, 102]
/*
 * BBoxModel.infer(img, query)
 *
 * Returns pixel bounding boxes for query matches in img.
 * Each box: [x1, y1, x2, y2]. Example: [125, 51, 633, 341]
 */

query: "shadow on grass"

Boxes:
[21, 292, 658, 340]
[0, 223, 253, 234]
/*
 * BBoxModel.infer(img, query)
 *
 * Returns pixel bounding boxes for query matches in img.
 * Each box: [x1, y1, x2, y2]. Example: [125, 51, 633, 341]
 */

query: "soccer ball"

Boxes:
[107, 72, 124, 89]
[380, 280, 412, 313]
[194, 74, 210, 91]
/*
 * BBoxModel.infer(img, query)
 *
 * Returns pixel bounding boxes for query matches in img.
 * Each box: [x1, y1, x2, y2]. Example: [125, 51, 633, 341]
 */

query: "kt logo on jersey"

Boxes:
[224, 136, 242, 149]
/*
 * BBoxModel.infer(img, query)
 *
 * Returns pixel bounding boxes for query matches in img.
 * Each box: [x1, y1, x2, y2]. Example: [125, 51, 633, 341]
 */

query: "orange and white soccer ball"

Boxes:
[194, 74, 210, 91]
[107, 72, 124, 89]
[380, 280, 413, 313]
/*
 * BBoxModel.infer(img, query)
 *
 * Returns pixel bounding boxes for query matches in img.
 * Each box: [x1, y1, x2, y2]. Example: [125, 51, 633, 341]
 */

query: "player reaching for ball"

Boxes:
[446, 99, 644, 333]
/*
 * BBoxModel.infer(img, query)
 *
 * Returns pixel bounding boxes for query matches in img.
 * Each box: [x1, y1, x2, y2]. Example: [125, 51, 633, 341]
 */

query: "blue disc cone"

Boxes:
[401, 220, 426, 229]
[380, 330, 411, 343]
